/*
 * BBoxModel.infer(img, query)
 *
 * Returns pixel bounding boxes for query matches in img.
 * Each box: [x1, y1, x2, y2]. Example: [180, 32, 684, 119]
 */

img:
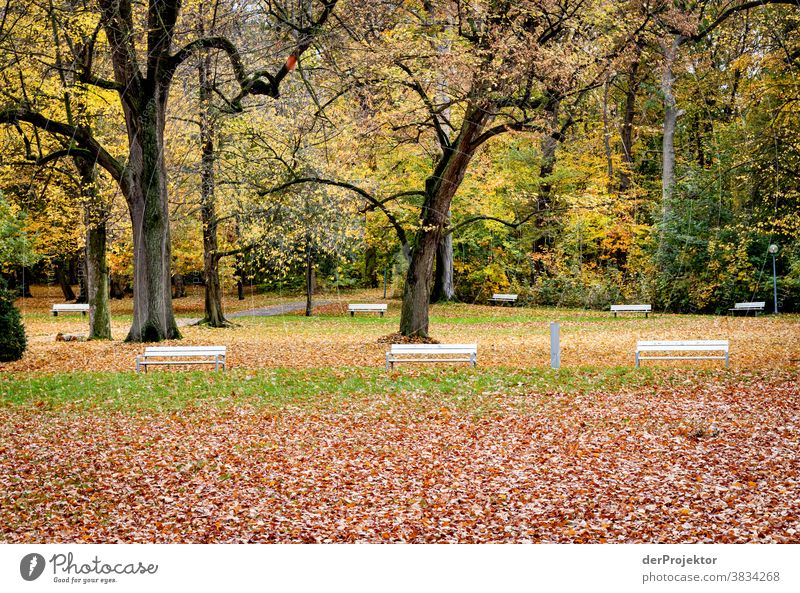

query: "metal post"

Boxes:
[550, 322, 560, 369]
[772, 253, 778, 314]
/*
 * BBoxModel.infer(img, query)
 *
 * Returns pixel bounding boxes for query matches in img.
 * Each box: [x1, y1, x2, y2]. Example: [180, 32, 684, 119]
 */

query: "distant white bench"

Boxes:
[635, 340, 729, 368]
[51, 303, 90, 316]
[729, 301, 765, 315]
[135, 346, 227, 373]
[348, 303, 388, 317]
[386, 343, 477, 371]
[611, 304, 651, 318]
[488, 293, 518, 305]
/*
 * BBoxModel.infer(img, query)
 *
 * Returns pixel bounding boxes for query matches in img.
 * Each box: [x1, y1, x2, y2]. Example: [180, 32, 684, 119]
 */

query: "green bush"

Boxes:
[0, 277, 26, 362]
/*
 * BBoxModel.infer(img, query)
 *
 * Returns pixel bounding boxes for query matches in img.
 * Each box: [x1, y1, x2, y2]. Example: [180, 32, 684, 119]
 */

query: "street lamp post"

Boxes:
[768, 244, 779, 314]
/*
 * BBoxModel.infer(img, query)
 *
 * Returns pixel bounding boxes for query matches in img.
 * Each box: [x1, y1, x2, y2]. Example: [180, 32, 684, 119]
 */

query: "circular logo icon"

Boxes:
[20, 553, 46, 581]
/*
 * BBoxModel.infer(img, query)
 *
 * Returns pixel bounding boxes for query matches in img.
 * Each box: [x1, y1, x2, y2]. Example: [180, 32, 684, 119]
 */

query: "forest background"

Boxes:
[1, 0, 798, 342]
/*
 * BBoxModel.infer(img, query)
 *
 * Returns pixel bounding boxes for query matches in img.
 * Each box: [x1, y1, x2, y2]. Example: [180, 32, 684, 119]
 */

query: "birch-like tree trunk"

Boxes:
[660, 35, 686, 225]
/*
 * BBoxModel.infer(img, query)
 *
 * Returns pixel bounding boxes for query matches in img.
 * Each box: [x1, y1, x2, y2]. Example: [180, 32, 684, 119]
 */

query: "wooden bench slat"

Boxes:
[52, 304, 90, 316]
[611, 304, 651, 317]
[635, 340, 729, 368]
[386, 343, 477, 370]
[136, 346, 227, 373]
[348, 304, 388, 316]
[488, 293, 518, 305]
[729, 302, 765, 315]
[143, 346, 226, 354]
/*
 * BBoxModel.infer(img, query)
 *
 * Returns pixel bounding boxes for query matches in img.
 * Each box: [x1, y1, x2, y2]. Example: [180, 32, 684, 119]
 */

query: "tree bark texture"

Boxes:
[305, 250, 314, 317]
[54, 260, 76, 301]
[619, 45, 641, 193]
[660, 35, 685, 221]
[198, 47, 229, 327]
[531, 99, 561, 258]
[431, 225, 454, 302]
[75, 158, 112, 340]
[400, 105, 489, 337]
[97, 0, 181, 341]
[123, 102, 180, 341]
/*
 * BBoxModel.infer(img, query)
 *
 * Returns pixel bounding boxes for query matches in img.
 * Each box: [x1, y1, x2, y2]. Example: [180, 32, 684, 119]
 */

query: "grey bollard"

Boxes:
[550, 321, 560, 369]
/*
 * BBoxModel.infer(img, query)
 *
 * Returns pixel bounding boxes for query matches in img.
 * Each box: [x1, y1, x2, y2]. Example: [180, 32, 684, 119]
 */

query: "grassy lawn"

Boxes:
[1, 286, 799, 543]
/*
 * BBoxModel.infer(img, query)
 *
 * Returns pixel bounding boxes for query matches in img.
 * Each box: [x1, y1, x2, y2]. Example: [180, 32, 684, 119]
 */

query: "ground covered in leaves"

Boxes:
[2, 286, 799, 543]
[5, 286, 800, 371]
[2, 368, 798, 543]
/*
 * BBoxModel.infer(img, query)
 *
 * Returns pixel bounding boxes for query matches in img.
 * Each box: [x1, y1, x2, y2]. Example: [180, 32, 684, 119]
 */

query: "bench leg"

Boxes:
[471, 353, 476, 367]
[613, 312, 617, 318]
[635, 352, 640, 368]
[53, 311, 58, 317]
[380, 312, 384, 317]
[386, 353, 391, 372]
[135, 356, 141, 373]
[725, 352, 729, 369]
[350, 311, 354, 317]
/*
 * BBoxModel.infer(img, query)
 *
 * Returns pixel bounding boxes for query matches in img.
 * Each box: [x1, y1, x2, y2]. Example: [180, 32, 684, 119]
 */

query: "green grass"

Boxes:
[0, 365, 679, 414]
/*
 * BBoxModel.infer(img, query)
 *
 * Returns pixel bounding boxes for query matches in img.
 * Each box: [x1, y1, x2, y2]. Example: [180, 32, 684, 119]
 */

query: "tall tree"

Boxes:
[1, 0, 338, 340]
[338, 0, 636, 336]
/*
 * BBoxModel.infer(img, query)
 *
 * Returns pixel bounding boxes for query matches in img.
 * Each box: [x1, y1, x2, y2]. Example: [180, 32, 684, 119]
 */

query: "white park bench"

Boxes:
[135, 346, 227, 373]
[386, 343, 477, 371]
[635, 340, 729, 368]
[728, 301, 765, 316]
[488, 293, 518, 306]
[611, 304, 652, 318]
[51, 303, 90, 316]
[348, 303, 388, 317]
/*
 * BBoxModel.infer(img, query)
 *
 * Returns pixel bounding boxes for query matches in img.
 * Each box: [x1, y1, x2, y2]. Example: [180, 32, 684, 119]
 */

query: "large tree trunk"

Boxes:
[198, 32, 229, 327]
[660, 35, 685, 227]
[74, 164, 109, 338]
[602, 81, 613, 193]
[86, 222, 111, 339]
[431, 226, 454, 302]
[305, 249, 314, 317]
[531, 98, 561, 261]
[204, 256, 227, 326]
[54, 260, 76, 301]
[75, 158, 112, 340]
[619, 44, 641, 193]
[400, 105, 488, 337]
[123, 102, 180, 342]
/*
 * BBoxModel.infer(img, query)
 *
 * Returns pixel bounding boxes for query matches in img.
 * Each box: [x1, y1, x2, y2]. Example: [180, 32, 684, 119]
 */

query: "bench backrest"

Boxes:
[611, 304, 651, 311]
[491, 294, 517, 299]
[348, 304, 387, 310]
[390, 343, 477, 355]
[52, 304, 90, 310]
[733, 302, 765, 309]
[143, 346, 226, 357]
[637, 340, 728, 351]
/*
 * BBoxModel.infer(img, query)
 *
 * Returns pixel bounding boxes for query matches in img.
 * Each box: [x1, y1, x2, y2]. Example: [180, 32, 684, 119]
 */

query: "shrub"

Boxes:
[0, 277, 26, 361]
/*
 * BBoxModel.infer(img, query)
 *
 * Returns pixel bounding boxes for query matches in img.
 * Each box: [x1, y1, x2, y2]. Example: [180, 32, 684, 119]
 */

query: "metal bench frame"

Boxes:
[635, 340, 729, 368]
[136, 346, 227, 373]
[386, 343, 477, 371]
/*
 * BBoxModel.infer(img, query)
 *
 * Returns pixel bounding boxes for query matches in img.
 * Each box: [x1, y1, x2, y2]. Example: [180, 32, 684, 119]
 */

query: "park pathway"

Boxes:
[176, 300, 335, 327]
